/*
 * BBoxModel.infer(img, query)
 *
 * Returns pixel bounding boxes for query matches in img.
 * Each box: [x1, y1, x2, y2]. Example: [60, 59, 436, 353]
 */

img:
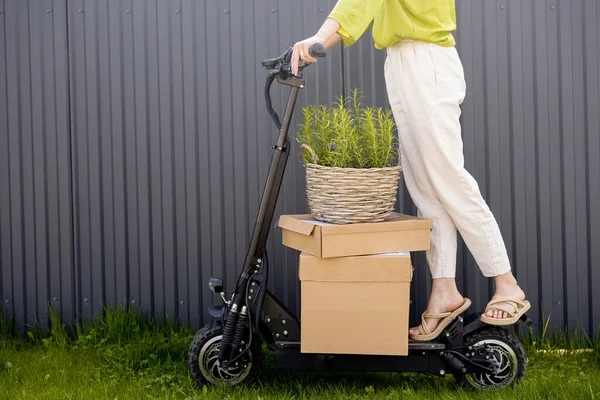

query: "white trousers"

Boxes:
[384, 40, 511, 279]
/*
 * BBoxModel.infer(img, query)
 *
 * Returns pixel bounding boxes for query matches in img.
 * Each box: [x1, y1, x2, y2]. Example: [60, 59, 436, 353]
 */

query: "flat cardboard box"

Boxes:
[278, 212, 431, 258]
[299, 252, 412, 356]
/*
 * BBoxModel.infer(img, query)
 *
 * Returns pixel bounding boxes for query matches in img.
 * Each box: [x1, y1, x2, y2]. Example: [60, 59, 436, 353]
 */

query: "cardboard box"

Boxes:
[299, 252, 412, 356]
[278, 212, 431, 258]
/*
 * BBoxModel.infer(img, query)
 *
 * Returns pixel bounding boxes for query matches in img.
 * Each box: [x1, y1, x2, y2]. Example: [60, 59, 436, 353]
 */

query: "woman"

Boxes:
[290, 0, 530, 341]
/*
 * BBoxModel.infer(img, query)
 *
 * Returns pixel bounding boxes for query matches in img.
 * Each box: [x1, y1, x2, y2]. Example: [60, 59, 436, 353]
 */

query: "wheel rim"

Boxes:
[465, 338, 519, 389]
[198, 335, 253, 385]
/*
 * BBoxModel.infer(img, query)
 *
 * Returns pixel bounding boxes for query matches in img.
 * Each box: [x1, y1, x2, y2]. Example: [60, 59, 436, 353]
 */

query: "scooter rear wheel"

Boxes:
[454, 327, 527, 390]
[188, 322, 262, 387]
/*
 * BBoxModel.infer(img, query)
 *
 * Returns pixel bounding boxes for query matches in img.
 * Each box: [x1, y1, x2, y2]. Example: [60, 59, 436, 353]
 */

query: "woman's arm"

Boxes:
[290, 0, 383, 76]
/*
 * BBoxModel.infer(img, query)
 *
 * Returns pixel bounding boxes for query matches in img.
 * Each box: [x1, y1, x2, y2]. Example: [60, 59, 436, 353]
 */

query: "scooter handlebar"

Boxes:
[261, 43, 326, 70]
[308, 43, 326, 59]
[263, 43, 326, 130]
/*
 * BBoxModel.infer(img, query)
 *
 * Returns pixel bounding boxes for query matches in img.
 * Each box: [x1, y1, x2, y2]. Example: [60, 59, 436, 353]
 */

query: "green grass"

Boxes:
[0, 306, 599, 400]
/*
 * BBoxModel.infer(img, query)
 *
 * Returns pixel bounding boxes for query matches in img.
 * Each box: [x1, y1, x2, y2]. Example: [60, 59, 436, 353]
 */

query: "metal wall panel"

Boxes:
[0, 0, 74, 331]
[585, 0, 600, 333]
[63, 0, 346, 325]
[1, 0, 599, 334]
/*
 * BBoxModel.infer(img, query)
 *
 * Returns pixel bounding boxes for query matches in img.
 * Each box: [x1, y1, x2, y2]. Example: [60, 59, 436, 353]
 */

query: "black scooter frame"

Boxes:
[209, 44, 532, 378]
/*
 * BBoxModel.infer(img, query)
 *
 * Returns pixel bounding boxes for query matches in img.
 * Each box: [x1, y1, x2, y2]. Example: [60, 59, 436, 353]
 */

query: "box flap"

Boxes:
[319, 212, 432, 235]
[279, 213, 431, 257]
[299, 252, 412, 283]
[277, 215, 316, 236]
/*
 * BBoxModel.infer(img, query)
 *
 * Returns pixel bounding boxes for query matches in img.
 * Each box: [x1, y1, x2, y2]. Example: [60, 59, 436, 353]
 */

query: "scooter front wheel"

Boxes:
[454, 327, 527, 390]
[188, 322, 262, 387]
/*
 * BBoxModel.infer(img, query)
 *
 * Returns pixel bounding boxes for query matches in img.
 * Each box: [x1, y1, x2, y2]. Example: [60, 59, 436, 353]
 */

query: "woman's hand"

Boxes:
[290, 36, 321, 77]
[290, 18, 342, 76]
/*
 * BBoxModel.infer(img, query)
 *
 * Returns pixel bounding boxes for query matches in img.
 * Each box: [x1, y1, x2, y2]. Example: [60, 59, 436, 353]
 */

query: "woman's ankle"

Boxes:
[494, 271, 518, 287]
[431, 278, 462, 298]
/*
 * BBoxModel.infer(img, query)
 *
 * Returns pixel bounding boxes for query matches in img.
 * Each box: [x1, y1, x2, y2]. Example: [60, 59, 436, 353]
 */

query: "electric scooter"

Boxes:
[187, 43, 532, 390]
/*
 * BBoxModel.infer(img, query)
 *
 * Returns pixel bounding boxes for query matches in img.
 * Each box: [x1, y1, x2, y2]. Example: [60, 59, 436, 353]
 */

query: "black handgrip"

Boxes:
[261, 57, 278, 68]
[309, 43, 326, 58]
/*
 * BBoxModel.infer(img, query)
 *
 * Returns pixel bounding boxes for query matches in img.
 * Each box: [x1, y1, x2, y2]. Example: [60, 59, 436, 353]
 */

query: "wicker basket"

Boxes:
[301, 144, 402, 224]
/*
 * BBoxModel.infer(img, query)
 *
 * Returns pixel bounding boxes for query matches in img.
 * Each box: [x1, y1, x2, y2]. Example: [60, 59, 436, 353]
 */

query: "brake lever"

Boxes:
[280, 47, 310, 77]
[279, 60, 308, 79]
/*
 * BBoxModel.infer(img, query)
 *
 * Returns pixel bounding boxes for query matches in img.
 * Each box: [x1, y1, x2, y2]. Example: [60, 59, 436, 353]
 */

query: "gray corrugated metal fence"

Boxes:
[1, 0, 599, 335]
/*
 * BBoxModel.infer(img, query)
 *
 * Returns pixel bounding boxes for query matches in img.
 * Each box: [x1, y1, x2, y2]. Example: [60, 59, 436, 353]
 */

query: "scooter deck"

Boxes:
[274, 340, 445, 350]
[274, 346, 448, 374]
[407, 340, 446, 350]
[271, 313, 532, 374]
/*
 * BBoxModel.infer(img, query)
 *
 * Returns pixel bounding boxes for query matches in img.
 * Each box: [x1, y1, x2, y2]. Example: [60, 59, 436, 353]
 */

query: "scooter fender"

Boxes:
[463, 312, 532, 336]
[208, 304, 226, 319]
[463, 313, 489, 336]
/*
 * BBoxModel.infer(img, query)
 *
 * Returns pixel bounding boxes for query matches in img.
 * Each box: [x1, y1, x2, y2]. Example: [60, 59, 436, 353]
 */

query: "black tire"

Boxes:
[187, 322, 262, 387]
[454, 327, 527, 390]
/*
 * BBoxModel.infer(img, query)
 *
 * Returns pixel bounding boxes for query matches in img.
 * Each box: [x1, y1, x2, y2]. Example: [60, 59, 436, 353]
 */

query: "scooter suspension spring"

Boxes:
[218, 303, 239, 363]
[442, 351, 467, 374]
[229, 306, 249, 360]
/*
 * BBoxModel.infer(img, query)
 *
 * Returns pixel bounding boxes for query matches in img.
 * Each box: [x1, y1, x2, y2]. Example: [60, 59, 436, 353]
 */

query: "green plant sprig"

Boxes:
[297, 89, 399, 169]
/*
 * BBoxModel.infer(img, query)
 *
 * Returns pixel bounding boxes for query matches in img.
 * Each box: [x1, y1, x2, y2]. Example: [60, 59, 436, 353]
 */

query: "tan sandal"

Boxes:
[410, 298, 472, 341]
[480, 296, 531, 326]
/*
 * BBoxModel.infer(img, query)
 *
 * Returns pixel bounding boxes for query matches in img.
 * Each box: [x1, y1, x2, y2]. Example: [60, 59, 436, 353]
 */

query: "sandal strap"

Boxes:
[419, 314, 431, 335]
[418, 311, 452, 335]
[488, 296, 527, 308]
[422, 312, 452, 319]
[486, 303, 517, 316]
[485, 297, 527, 315]
[413, 299, 470, 338]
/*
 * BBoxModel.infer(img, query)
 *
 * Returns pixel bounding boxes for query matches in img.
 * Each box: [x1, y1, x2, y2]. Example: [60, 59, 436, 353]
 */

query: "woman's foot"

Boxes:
[409, 278, 466, 336]
[485, 271, 526, 320]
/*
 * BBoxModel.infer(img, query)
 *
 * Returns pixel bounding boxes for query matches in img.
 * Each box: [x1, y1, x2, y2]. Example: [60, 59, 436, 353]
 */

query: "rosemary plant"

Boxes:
[297, 89, 399, 168]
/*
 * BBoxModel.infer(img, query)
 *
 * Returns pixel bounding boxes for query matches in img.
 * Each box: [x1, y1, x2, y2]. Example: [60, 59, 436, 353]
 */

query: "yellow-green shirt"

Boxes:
[328, 0, 457, 49]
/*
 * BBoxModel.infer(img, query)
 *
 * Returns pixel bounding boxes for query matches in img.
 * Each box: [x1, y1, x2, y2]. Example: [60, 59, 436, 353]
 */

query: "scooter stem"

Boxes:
[219, 84, 300, 364]
[234, 84, 301, 304]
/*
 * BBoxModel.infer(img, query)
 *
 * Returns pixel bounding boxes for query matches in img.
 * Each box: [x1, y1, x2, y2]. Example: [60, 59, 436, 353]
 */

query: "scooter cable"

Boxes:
[253, 249, 277, 351]
[225, 245, 275, 365]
